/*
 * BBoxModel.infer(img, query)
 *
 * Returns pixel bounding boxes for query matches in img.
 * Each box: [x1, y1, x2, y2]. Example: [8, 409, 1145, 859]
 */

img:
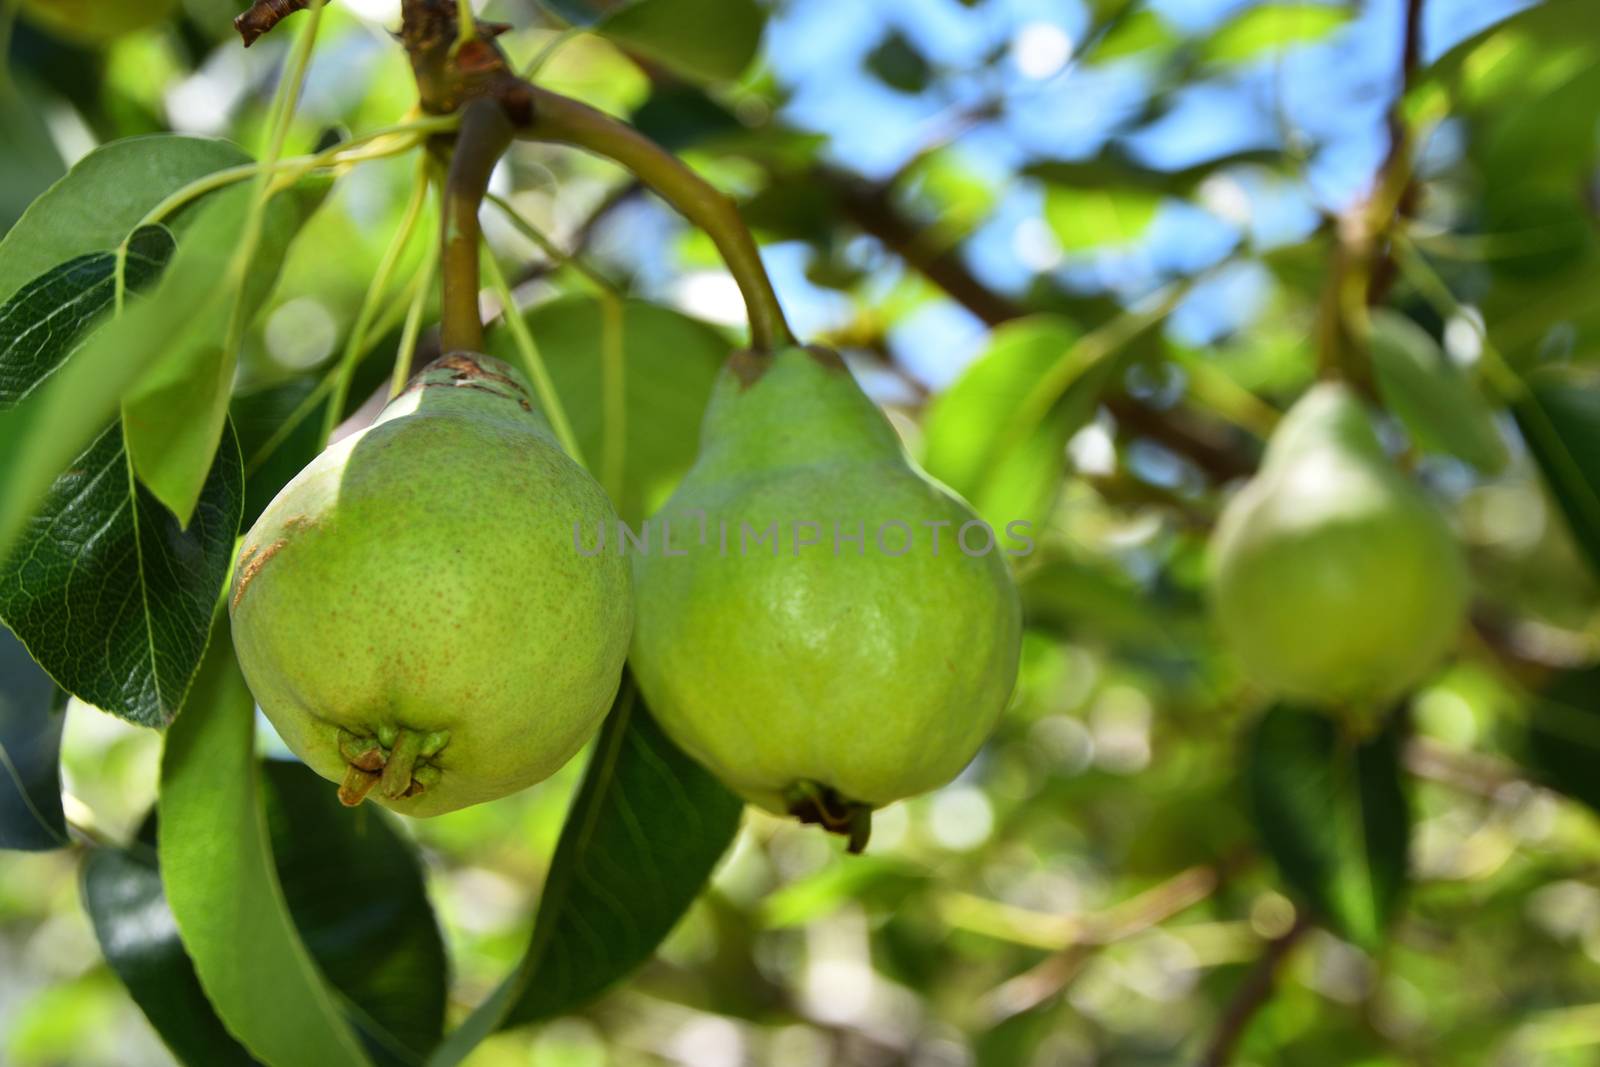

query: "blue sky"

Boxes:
[740, 0, 1538, 386]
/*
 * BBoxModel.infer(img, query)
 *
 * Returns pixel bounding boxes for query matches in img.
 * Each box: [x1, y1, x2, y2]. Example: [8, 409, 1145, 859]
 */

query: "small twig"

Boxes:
[1402, 736, 1523, 799]
[980, 854, 1250, 1023]
[1198, 912, 1313, 1067]
[512, 179, 644, 288]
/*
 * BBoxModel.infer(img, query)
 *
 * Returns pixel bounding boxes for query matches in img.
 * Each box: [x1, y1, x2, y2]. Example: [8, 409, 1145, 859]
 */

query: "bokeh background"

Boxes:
[5, 0, 1600, 1064]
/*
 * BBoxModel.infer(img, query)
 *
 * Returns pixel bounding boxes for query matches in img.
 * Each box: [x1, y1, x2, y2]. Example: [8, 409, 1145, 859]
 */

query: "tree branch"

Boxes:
[816, 165, 1257, 480]
[980, 851, 1253, 1024]
[1198, 912, 1313, 1067]
[1364, 0, 1427, 309]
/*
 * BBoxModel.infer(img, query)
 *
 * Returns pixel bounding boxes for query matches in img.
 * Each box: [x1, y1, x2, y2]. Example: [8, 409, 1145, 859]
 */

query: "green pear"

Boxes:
[629, 346, 1022, 849]
[1209, 382, 1467, 712]
[229, 353, 632, 817]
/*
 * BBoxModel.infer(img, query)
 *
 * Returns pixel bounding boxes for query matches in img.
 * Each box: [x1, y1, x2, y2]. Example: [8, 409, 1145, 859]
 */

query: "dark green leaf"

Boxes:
[487, 296, 729, 525]
[0, 625, 68, 851]
[866, 32, 932, 94]
[601, 0, 766, 83]
[231, 376, 327, 529]
[88, 763, 448, 1067]
[1244, 704, 1410, 948]
[232, 337, 397, 529]
[631, 84, 746, 152]
[429, 674, 743, 1064]
[0, 226, 175, 406]
[122, 183, 316, 525]
[0, 417, 244, 729]
[1367, 309, 1507, 472]
[0, 134, 248, 306]
[740, 175, 839, 243]
[82, 829, 260, 1067]
[262, 760, 448, 1066]
[1522, 667, 1600, 814]
[0, 224, 244, 729]
[0, 188, 275, 569]
[0, 80, 66, 235]
[1513, 366, 1600, 578]
[160, 619, 374, 1067]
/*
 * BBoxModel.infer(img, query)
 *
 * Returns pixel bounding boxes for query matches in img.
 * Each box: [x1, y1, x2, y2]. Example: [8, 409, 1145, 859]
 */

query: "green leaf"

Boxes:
[1244, 705, 1410, 948]
[231, 338, 397, 530]
[429, 674, 742, 1064]
[159, 620, 374, 1067]
[81, 828, 260, 1067]
[0, 134, 248, 307]
[122, 183, 314, 526]
[1367, 310, 1507, 472]
[261, 760, 449, 1065]
[1513, 366, 1600, 578]
[0, 225, 245, 730]
[866, 31, 932, 94]
[1522, 666, 1600, 814]
[88, 764, 446, 1067]
[486, 296, 728, 525]
[1089, 9, 1179, 63]
[601, 0, 766, 83]
[1424, 1, 1600, 362]
[1043, 185, 1161, 250]
[231, 377, 327, 529]
[0, 417, 242, 728]
[0, 226, 174, 406]
[0, 175, 293, 572]
[1200, 2, 1351, 65]
[632, 84, 747, 153]
[0, 81, 66, 235]
[922, 315, 1109, 532]
[0, 626, 68, 851]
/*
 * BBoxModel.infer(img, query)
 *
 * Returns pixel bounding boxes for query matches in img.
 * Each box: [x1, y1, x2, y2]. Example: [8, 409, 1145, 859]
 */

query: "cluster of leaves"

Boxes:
[2, 0, 1600, 1065]
[0, 117, 748, 1067]
[0, 1, 764, 1064]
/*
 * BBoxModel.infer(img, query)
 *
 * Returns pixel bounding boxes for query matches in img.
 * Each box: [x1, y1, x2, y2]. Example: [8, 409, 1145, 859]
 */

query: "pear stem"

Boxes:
[517, 85, 793, 355]
[380, 728, 426, 799]
[440, 97, 514, 354]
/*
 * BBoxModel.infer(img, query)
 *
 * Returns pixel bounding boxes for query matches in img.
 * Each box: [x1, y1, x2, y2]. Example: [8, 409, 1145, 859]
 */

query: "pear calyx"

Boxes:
[335, 727, 452, 805]
[786, 781, 873, 854]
